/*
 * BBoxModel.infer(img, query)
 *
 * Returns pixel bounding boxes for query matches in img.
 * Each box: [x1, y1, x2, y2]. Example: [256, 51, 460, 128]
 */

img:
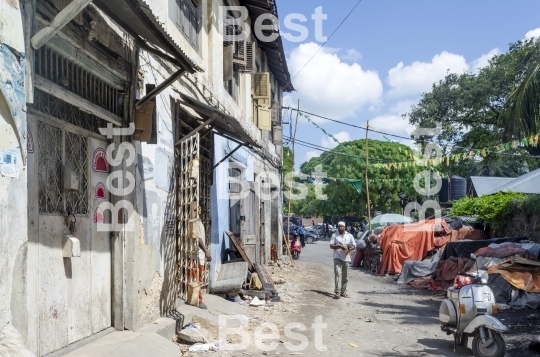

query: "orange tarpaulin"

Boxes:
[379, 219, 450, 275]
[488, 266, 540, 293]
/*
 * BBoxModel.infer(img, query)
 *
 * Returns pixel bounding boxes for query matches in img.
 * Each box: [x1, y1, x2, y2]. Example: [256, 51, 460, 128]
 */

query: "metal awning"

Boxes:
[178, 94, 261, 148]
[93, 0, 198, 73]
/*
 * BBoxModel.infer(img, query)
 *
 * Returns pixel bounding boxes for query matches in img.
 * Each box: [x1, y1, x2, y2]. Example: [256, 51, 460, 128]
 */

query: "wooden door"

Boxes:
[240, 182, 259, 264]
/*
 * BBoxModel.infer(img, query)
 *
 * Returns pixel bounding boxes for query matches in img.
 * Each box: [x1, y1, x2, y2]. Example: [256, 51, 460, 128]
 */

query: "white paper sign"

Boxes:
[0, 148, 21, 178]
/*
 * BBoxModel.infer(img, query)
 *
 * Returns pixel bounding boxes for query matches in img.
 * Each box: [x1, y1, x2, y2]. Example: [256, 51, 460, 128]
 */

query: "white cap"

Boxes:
[338, 221, 345, 227]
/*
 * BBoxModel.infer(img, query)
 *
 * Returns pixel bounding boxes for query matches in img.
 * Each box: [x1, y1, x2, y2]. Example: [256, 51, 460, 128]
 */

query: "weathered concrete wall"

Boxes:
[0, 0, 29, 350]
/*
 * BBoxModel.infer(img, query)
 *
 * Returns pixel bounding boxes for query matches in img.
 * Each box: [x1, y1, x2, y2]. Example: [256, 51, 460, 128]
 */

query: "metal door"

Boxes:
[176, 133, 202, 299]
[30, 116, 111, 356]
[240, 182, 260, 264]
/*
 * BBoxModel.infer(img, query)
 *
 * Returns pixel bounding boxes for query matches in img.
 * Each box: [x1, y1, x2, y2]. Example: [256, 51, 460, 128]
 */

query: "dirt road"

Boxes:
[229, 242, 538, 357]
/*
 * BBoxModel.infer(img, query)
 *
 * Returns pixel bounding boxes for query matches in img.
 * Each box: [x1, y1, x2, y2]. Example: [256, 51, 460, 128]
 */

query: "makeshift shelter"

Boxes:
[378, 219, 450, 275]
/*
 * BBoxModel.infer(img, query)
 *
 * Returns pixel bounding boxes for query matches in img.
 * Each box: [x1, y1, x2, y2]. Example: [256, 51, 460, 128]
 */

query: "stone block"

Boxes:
[178, 327, 212, 344]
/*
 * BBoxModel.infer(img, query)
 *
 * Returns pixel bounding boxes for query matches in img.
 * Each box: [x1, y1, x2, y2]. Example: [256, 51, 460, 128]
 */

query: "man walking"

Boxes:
[330, 221, 356, 299]
[299, 224, 306, 248]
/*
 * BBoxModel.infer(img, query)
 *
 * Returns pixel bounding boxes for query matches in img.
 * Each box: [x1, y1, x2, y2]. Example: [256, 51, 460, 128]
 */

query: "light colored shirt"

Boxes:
[330, 232, 355, 262]
[191, 219, 206, 266]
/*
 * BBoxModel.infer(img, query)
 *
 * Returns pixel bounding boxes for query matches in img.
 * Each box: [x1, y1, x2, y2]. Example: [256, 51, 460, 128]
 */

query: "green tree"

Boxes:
[293, 139, 423, 217]
[406, 37, 540, 178]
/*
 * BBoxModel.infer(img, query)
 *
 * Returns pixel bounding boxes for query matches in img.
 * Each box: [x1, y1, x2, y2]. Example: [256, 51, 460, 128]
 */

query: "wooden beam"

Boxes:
[135, 68, 186, 110]
[136, 40, 184, 69]
[31, 0, 93, 50]
[35, 75, 123, 126]
[213, 143, 243, 170]
[174, 118, 215, 146]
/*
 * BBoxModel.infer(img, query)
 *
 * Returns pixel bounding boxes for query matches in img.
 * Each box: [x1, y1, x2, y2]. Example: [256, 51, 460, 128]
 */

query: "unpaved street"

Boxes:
[226, 241, 537, 357]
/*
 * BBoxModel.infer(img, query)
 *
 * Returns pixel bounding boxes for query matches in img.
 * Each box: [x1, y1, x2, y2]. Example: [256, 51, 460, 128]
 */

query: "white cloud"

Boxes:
[526, 27, 540, 39]
[369, 115, 414, 136]
[470, 48, 500, 74]
[321, 131, 351, 149]
[390, 99, 417, 116]
[304, 150, 320, 162]
[342, 49, 362, 62]
[287, 42, 383, 121]
[387, 51, 469, 97]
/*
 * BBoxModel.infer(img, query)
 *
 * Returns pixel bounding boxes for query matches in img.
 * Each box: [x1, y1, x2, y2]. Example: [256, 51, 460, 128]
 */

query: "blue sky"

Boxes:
[275, 0, 540, 168]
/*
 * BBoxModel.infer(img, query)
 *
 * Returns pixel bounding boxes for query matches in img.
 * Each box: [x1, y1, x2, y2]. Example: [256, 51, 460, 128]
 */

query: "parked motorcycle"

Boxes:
[439, 253, 507, 357]
[290, 235, 302, 260]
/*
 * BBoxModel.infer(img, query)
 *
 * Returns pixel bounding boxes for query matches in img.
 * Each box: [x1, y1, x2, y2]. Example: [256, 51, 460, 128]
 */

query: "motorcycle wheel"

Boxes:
[471, 330, 505, 357]
[307, 237, 314, 244]
[292, 251, 299, 260]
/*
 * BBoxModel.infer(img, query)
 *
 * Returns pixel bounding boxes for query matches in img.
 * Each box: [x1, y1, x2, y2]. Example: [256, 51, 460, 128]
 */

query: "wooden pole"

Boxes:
[285, 100, 300, 263]
[365, 121, 372, 232]
[280, 220, 293, 263]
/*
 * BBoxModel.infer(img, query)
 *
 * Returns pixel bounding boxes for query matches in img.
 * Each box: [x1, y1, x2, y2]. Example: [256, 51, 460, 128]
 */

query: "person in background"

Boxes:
[189, 208, 212, 310]
[329, 221, 356, 299]
[299, 224, 305, 248]
[325, 222, 330, 239]
[312, 219, 315, 227]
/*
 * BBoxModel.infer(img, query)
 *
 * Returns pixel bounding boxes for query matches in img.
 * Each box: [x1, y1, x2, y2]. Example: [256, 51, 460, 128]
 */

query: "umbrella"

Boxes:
[370, 214, 412, 230]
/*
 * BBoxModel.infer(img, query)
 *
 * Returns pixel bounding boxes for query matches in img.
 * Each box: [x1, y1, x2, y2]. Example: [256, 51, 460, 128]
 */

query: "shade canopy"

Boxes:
[370, 213, 413, 230]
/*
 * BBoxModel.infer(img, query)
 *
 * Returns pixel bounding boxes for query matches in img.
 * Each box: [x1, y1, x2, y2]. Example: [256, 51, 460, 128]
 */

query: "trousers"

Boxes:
[188, 262, 205, 304]
[334, 258, 349, 293]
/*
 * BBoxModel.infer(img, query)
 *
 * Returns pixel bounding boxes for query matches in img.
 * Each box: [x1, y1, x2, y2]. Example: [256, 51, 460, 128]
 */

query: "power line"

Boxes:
[288, 0, 363, 83]
[285, 107, 422, 142]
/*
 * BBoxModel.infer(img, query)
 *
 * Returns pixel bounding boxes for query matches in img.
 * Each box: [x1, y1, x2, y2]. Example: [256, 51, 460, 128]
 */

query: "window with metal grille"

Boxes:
[32, 89, 110, 135]
[38, 121, 88, 215]
[34, 46, 123, 118]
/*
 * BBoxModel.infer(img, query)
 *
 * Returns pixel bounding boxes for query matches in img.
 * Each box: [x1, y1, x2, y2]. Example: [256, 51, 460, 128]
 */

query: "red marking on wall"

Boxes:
[92, 148, 108, 172]
[93, 207, 104, 224]
[95, 182, 106, 199]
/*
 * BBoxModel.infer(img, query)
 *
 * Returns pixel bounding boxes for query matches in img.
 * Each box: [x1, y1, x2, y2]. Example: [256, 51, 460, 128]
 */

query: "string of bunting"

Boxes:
[299, 111, 540, 170]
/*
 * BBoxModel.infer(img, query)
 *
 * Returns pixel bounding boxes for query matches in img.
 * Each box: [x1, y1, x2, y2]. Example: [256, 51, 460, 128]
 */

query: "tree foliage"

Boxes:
[451, 192, 540, 232]
[406, 38, 540, 178]
[291, 139, 424, 217]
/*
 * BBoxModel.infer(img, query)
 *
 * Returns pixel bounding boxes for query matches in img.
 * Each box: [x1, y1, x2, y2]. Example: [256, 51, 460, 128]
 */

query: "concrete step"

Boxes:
[61, 331, 181, 357]
[176, 293, 250, 329]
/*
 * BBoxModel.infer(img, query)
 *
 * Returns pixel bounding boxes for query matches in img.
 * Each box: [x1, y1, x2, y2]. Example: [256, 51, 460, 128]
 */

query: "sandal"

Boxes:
[340, 292, 350, 298]
[333, 293, 341, 299]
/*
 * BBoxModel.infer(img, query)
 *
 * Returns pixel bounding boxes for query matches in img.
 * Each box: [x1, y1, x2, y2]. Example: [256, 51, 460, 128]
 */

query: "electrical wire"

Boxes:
[290, 0, 364, 82]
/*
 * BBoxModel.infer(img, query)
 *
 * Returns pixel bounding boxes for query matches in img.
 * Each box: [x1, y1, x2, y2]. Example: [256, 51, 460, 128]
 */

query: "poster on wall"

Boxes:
[155, 147, 172, 192]
[0, 148, 21, 178]
[137, 154, 154, 181]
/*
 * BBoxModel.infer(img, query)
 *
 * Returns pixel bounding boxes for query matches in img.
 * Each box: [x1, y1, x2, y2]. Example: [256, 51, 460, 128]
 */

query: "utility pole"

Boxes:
[365, 121, 372, 232]
[285, 100, 299, 263]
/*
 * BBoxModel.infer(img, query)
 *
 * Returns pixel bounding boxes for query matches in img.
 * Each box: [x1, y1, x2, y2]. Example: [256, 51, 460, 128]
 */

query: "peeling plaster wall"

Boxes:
[0, 0, 28, 348]
[210, 135, 254, 285]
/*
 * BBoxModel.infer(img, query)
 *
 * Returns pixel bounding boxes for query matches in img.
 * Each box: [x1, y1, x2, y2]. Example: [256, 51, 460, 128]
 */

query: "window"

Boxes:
[225, 66, 240, 100]
[171, 0, 199, 50]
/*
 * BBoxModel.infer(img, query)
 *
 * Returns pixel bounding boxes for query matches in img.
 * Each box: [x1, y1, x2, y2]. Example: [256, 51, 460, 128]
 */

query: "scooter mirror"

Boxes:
[470, 253, 477, 261]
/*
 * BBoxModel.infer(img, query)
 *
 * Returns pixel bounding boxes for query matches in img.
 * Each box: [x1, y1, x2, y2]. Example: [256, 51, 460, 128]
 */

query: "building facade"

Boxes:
[0, 0, 291, 355]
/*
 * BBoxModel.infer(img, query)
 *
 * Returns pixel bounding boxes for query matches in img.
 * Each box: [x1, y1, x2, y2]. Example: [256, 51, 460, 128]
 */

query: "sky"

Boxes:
[274, 0, 540, 168]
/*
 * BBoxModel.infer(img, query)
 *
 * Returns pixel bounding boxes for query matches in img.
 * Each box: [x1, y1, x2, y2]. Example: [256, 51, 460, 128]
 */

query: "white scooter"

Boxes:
[439, 253, 507, 357]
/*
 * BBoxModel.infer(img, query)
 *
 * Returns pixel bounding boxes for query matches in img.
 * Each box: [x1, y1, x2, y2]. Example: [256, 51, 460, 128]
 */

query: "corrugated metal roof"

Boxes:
[497, 167, 540, 194]
[241, 0, 294, 92]
[179, 94, 261, 148]
[94, 0, 198, 73]
[470, 176, 515, 197]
